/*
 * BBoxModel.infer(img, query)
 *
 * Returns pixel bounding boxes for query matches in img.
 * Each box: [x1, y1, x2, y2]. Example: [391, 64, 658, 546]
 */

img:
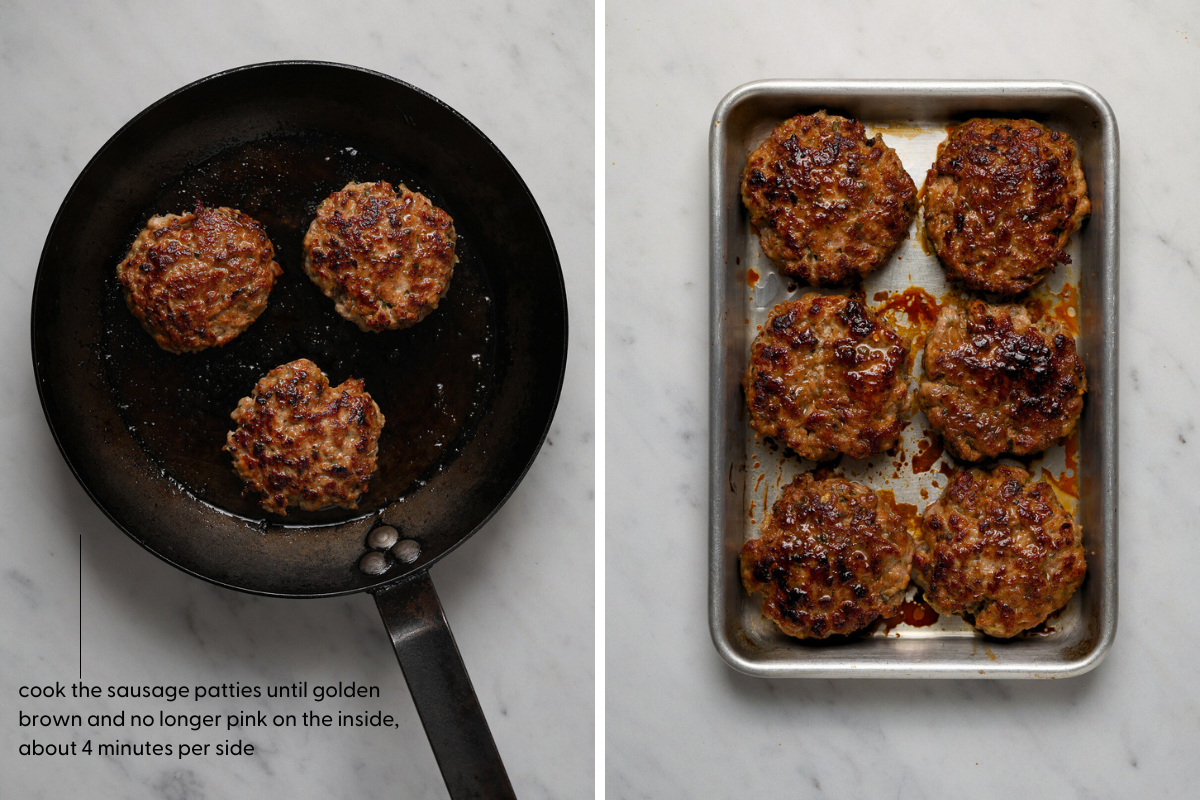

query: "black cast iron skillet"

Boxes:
[31, 62, 567, 800]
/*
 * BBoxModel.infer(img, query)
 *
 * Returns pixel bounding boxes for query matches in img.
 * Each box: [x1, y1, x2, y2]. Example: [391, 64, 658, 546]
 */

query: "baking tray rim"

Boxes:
[707, 79, 1119, 679]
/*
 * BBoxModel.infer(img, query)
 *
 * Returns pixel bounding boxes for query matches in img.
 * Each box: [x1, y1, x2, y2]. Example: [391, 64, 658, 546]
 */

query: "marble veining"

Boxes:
[608, 0, 1200, 796]
[0, 2, 593, 798]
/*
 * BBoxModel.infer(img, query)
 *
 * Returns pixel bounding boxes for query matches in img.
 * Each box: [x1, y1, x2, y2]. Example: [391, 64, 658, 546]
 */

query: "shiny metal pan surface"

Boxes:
[709, 80, 1118, 678]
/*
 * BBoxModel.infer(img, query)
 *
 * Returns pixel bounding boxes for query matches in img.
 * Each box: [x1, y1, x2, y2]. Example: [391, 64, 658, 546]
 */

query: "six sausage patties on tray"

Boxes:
[739, 111, 1090, 639]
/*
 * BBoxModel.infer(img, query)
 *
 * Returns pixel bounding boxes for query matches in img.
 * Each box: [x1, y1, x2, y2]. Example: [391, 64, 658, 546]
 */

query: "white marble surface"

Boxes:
[0, 2, 593, 798]
[607, 1, 1200, 797]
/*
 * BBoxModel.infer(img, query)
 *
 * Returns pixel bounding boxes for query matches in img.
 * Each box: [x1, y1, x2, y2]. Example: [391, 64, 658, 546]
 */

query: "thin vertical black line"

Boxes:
[79, 533, 82, 681]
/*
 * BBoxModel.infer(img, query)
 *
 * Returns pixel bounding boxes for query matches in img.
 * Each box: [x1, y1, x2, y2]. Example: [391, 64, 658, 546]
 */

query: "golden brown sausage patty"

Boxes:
[225, 358, 384, 516]
[922, 118, 1090, 295]
[302, 181, 456, 332]
[741, 111, 917, 286]
[741, 474, 913, 639]
[913, 465, 1086, 638]
[744, 293, 910, 461]
[918, 301, 1086, 462]
[116, 205, 281, 353]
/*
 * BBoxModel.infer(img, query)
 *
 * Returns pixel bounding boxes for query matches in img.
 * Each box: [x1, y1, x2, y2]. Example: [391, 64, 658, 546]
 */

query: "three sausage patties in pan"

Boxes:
[119, 180, 461, 516]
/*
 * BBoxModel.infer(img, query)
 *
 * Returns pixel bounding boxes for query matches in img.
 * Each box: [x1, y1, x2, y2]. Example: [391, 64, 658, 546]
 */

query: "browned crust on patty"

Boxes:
[225, 358, 384, 516]
[302, 181, 456, 332]
[744, 293, 911, 461]
[116, 205, 282, 353]
[741, 474, 914, 639]
[922, 118, 1090, 295]
[741, 111, 917, 286]
[913, 465, 1086, 637]
[918, 301, 1086, 462]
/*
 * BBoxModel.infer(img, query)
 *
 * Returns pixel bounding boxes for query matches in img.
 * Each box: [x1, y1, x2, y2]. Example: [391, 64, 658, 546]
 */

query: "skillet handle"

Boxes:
[373, 570, 517, 800]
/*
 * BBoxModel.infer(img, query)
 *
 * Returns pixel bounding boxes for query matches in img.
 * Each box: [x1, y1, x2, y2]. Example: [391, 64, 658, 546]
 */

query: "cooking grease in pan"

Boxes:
[101, 135, 496, 525]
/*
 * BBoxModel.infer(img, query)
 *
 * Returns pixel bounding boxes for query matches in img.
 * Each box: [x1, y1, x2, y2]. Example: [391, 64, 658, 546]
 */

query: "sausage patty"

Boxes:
[744, 293, 910, 461]
[116, 205, 281, 353]
[225, 358, 385, 516]
[741, 111, 917, 286]
[918, 301, 1086, 462]
[922, 118, 1090, 295]
[302, 181, 456, 332]
[913, 465, 1086, 638]
[741, 474, 914, 639]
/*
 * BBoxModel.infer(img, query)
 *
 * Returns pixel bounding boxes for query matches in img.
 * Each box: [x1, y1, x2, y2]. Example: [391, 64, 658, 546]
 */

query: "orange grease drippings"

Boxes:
[877, 489, 920, 537]
[1063, 430, 1079, 477]
[1041, 431, 1081, 502]
[1049, 283, 1080, 338]
[881, 599, 940, 633]
[1041, 465, 1080, 496]
[1040, 467, 1078, 500]
[873, 287, 944, 354]
[911, 429, 944, 474]
[875, 286, 942, 327]
[746, 267, 760, 287]
[1027, 283, 1080, 337]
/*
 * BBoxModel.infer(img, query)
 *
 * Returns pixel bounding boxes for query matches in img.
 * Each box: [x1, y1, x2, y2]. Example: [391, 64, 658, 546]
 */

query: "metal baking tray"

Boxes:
[708, 80, 1118, 678]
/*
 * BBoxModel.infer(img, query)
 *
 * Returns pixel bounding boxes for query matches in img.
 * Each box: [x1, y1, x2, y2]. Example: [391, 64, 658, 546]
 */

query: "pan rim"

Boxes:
[707, 78, 1118, 677]
[31, 60, 569, 599]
